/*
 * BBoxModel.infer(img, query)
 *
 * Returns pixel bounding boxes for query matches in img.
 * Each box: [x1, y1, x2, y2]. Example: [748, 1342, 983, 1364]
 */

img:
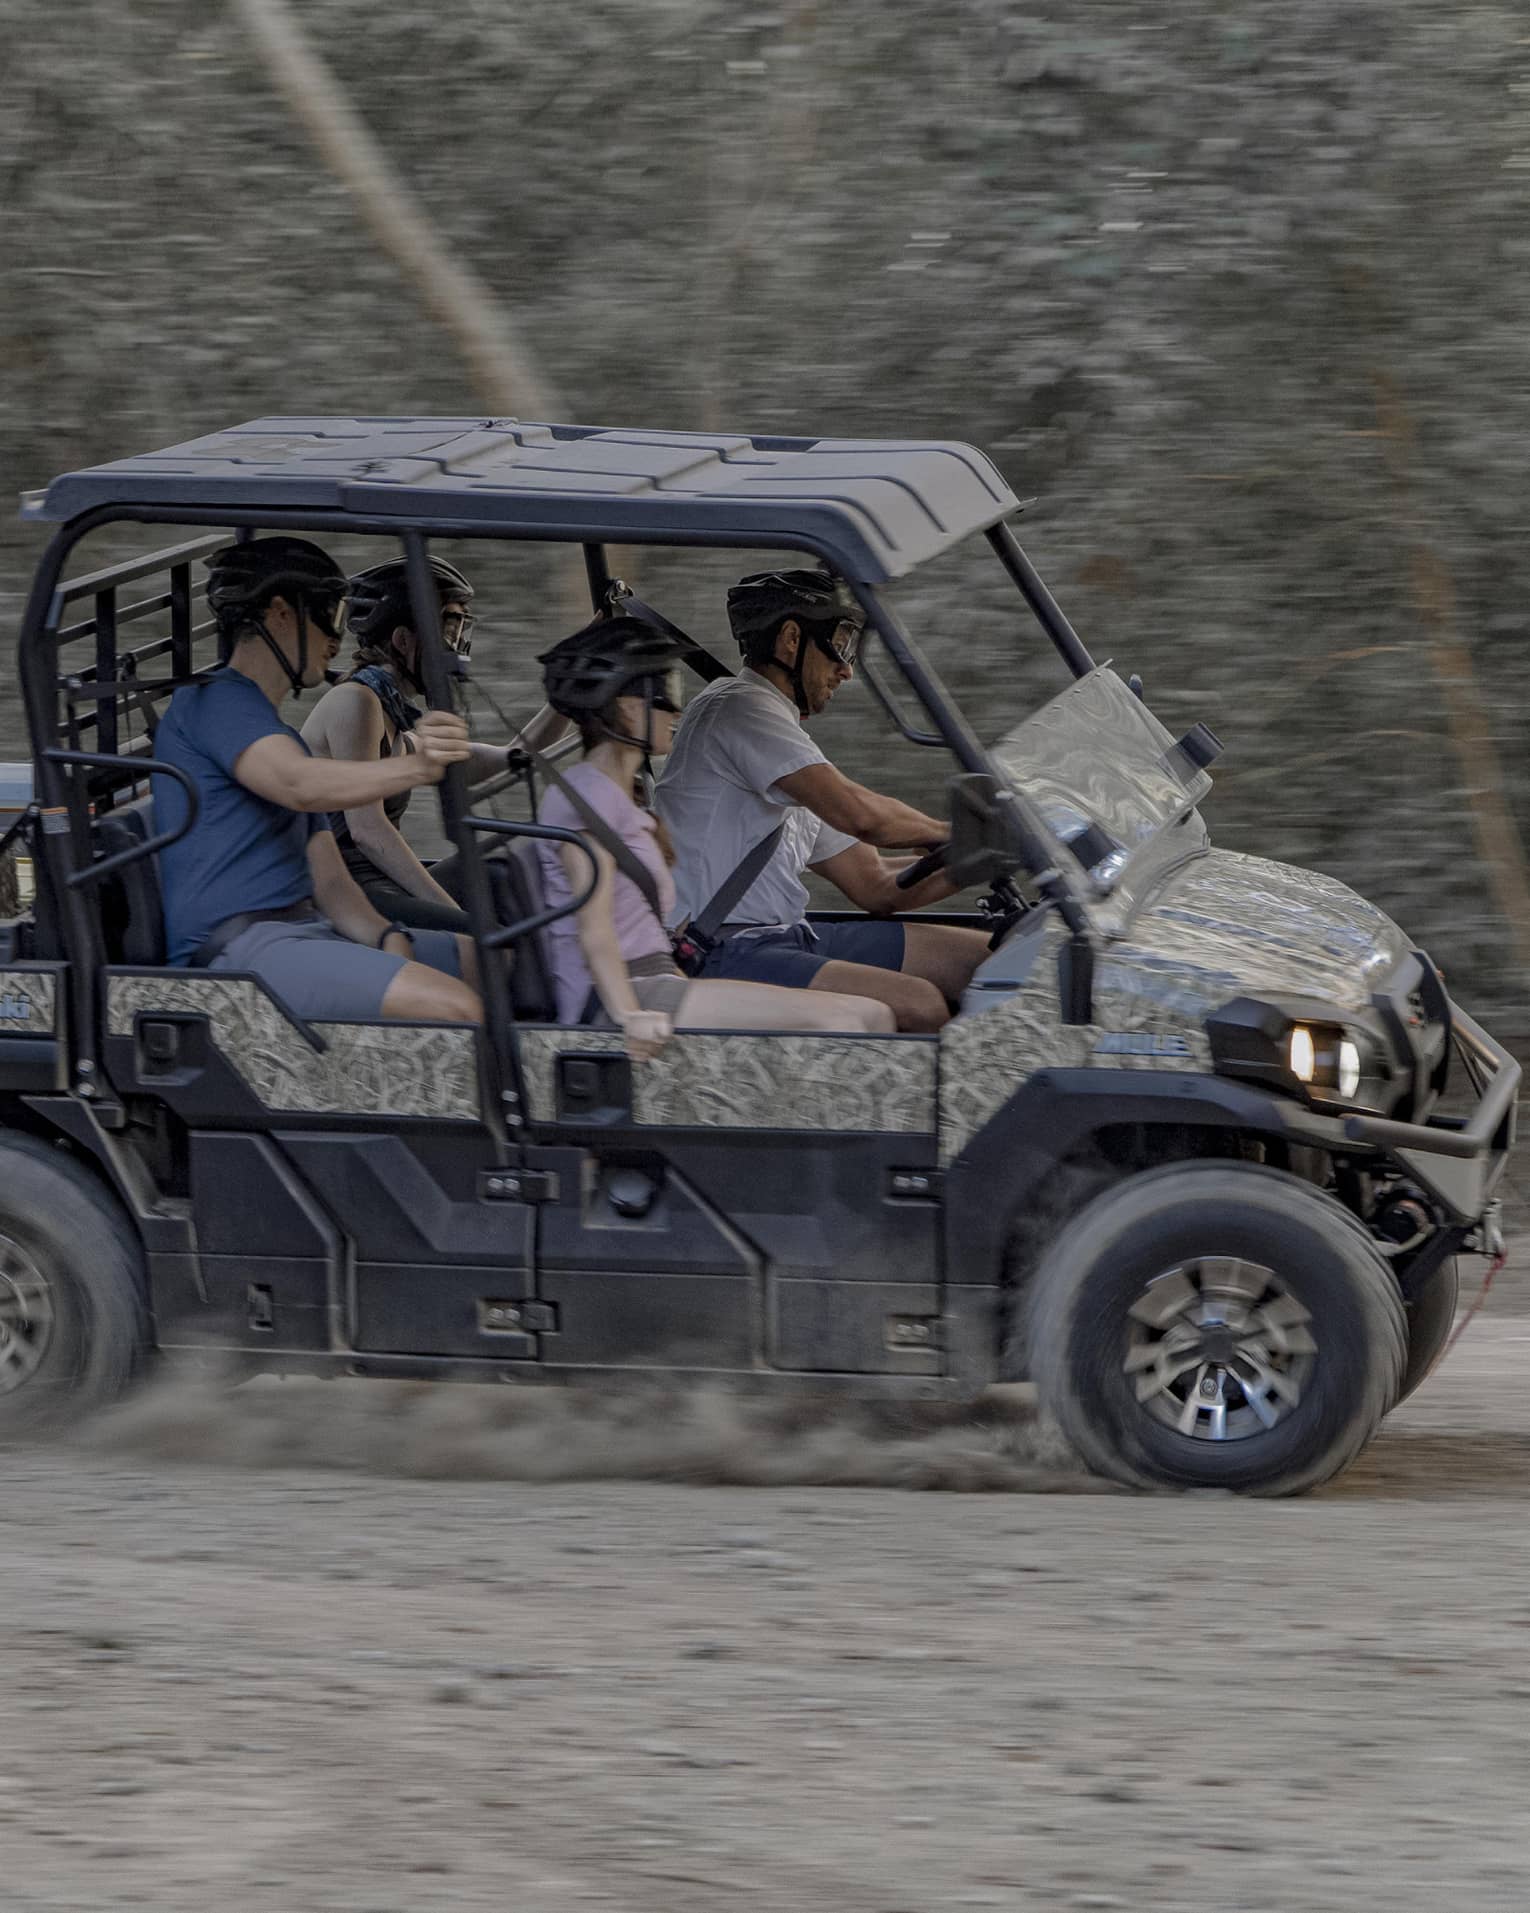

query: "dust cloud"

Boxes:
[73, 1368, 1108, 1494]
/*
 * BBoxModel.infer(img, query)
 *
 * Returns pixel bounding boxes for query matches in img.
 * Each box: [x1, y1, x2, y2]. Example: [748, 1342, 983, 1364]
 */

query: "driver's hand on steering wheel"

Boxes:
[894, 839, 953, 891]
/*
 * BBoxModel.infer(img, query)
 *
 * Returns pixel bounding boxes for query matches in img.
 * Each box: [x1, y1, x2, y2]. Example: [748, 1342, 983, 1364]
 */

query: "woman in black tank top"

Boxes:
[299, 559, 481, 933]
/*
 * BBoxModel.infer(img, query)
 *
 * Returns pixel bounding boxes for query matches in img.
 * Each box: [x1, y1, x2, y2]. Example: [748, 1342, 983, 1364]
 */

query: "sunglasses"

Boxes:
[813, 618, 864, 669]
[440, 608, 475, 657]
[632, 670, 682, 714]
[309, 590, 349, 642]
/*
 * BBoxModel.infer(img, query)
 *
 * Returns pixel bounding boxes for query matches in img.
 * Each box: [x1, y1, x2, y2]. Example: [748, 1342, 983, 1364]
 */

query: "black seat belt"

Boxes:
[671, 821, 786, 974]
[525, 745, 786, 991]
[606, 588, 734, 685]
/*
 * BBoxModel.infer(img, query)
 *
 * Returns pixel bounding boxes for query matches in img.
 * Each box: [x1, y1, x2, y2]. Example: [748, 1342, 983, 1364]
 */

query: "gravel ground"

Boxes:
[1, 1257, 1528, 1912]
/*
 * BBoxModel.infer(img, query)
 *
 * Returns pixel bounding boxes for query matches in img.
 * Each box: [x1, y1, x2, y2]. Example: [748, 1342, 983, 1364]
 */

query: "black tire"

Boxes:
[0, 1131, 148, 1438]
[1025, 1161, 1407, 1496]
[1397, 1255, 1459, 1406]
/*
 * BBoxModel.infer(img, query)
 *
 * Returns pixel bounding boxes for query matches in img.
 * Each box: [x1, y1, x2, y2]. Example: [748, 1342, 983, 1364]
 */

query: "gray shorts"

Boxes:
[212, 917, 462, 1022]
[583, 951, 688, 1024]
[630, 971, 690, 1018]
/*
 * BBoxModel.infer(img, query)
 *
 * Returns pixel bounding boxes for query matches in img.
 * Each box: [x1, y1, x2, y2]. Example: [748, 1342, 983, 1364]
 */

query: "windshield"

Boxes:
[988, 666, 1211, 900]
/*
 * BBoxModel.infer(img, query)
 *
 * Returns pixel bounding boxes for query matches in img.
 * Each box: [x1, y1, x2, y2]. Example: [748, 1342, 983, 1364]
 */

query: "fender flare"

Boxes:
[944, 1068, 1353, 1285]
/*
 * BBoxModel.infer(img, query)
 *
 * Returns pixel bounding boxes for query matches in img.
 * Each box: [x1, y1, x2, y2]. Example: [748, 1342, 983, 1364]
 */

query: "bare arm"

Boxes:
[464, 702, 574, 780]
[308, 685, 458, 906]
[346, 795, 458, 906]
[300, 682, 384, 766]
[809, 840, 960, 915]
[306, 829, 401, 953]
[232, 713, 471, 814]
[774, 762, 946, 850]
[557, 839, 670, 1061]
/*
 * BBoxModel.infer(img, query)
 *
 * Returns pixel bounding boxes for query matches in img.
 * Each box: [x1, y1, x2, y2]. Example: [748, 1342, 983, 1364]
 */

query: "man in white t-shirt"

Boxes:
[654, 569, 990, 1032]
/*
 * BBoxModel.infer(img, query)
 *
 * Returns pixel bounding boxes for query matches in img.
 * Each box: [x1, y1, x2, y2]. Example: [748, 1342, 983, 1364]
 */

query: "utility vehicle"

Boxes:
[0, 415, 1515, 1492]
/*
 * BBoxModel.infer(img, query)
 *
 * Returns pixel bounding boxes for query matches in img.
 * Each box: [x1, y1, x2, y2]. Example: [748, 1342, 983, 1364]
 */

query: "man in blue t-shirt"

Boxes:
[151, 537, 481, 1024]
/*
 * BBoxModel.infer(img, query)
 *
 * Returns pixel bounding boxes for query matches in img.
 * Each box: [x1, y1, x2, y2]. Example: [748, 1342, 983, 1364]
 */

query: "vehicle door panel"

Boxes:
[518, 1027, 942, 1376]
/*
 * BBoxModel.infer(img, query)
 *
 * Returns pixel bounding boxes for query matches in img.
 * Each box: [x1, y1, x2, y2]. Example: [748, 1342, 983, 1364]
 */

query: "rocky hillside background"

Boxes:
[5, 0, 1530, 1054]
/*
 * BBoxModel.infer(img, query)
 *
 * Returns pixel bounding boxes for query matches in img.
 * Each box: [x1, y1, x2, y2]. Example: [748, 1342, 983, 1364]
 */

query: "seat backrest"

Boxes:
[94, 799, 166, 966]
[489, 837, 557, 1022]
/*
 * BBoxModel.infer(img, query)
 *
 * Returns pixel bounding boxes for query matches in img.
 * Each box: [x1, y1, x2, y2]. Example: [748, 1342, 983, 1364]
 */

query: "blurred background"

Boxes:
[6, 16, 1530, 1904]
[5, 0, 1529, 1056]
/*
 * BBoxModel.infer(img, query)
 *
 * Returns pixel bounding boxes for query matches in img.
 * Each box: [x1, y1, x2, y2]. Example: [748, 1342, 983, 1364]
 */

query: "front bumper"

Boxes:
[1342, 1002, 1519, 1225]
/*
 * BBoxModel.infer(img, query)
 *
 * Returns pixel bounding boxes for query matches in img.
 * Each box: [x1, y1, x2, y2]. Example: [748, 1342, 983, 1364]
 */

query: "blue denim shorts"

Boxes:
[212, 917, 462, 1021]
[696, 918, 906, 990]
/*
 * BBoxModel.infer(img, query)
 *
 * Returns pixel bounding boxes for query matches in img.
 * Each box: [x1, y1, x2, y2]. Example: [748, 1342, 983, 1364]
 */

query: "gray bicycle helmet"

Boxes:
[347, 557, 476, 656]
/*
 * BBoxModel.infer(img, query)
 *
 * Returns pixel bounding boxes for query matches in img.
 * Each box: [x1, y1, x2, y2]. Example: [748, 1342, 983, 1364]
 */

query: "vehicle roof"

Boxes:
[21, 416, 1020, 585]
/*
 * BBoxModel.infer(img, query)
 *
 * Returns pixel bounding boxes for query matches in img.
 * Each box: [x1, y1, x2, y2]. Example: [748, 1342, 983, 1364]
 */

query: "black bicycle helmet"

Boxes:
[726, 568, 864, 714]
[204, 536, 349, 690]
[347, 556, 476, 654]
[726, 567, 863, 664]
[538, 616, 687, 719]
[205, 536, 348, 634]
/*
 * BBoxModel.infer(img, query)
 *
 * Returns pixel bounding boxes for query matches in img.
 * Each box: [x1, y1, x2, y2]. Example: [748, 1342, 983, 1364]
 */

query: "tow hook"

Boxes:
[1466, 1199, 1505, 1262]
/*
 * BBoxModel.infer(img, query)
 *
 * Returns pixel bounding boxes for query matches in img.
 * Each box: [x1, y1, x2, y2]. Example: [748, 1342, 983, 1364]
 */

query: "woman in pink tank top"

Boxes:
[535, 618, 892, 1060]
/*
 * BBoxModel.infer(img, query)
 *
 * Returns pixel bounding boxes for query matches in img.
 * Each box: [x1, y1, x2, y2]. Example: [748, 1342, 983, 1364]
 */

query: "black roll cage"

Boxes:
[16, 500, 1099, 1158]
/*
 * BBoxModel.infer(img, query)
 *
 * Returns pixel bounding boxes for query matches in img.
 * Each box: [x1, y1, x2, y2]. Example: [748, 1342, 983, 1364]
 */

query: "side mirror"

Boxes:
[946, 773, 1026, 889]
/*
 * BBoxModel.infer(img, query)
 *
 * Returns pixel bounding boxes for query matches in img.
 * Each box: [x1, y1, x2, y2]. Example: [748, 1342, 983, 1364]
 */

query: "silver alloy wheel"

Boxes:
[1123, 1257, 1317, 1441]
[0, 1235, 54, 1395]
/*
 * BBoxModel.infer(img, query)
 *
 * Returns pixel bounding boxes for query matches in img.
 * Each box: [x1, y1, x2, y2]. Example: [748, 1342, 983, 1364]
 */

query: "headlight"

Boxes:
[1287, 1025, 1361, 1101]
[1206, 998, 1390, 1112]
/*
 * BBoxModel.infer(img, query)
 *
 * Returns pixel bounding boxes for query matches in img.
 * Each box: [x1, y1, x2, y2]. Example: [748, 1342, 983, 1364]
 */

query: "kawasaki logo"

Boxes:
[0, 995, 31, 1021]
[1093, 1031, 1191, 1057]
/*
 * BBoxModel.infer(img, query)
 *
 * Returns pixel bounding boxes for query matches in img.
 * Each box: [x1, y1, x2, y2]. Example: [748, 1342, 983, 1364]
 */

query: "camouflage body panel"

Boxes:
[518, 1028, 937, 1134]
[0, 970, 56, 1034]
[942, 918, 1097, 1163]
[940, 848, 1411, 1163]
[105, 975, 480, 1120]
[1105, 847, 1411, 1013]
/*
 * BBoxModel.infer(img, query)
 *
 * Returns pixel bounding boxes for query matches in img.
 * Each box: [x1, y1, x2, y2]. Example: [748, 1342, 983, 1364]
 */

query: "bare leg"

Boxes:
[380, 960, 483, 1024]
[900, 922, 990, 1000]
[808, 959, 949, 1033]
[678, 978, 895, 1035]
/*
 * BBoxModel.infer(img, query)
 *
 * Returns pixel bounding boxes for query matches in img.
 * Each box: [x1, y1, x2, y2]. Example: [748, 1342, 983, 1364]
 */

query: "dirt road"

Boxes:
[3, 1281, 1529, 1912]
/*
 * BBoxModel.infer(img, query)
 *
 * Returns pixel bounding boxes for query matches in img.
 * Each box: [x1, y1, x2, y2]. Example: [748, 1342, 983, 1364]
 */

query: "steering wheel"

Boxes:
[895, 843, 952, 891]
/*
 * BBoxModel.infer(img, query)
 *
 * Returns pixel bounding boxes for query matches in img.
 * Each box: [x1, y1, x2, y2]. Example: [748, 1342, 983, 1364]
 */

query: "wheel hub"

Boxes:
[0, 1235, 54, 1395]
[1123, 1257, 1317, 1443]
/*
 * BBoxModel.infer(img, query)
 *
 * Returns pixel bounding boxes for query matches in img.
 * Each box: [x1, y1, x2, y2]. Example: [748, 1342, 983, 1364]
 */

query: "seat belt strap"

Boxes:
[608, 590, 734, 685]
[525, 746, 667, 930]
[686, 820, 787, 945]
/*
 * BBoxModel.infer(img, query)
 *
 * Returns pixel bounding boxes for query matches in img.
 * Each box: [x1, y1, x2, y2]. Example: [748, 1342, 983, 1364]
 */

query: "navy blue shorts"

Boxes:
[697, 919, 907, 990]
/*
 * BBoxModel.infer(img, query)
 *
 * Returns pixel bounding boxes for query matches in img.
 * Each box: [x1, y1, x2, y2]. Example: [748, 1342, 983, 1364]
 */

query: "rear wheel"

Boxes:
[1026, 1162, 1407, 1495]
[0, 1132, 148, 1437]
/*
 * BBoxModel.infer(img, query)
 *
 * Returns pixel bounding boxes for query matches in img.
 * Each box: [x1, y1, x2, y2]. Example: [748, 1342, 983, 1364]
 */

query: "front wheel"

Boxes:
[1397, 1255, 1459, 1406]
[1025, 1162, 1407, 1495]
